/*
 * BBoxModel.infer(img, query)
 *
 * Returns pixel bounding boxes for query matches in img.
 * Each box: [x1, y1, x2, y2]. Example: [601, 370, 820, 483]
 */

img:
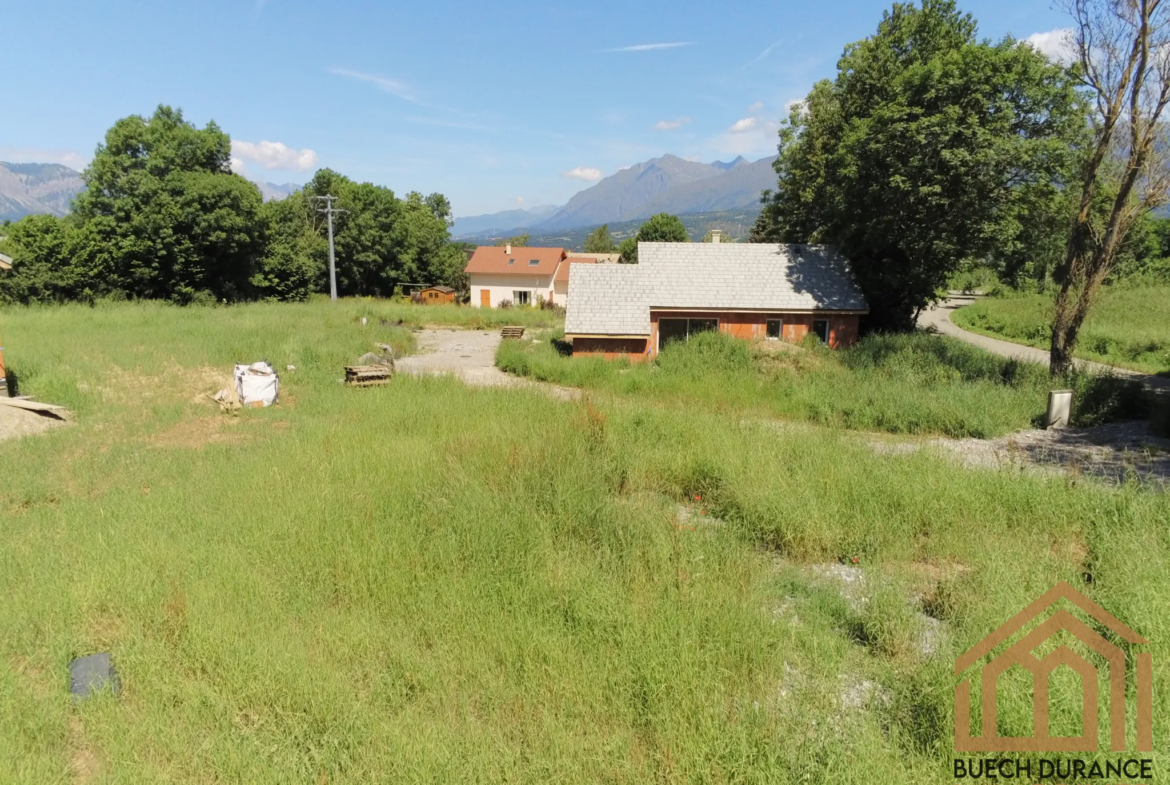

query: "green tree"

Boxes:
[264, 169, 464, 297]
[583, 224, 616, 253]
[620, 213, 690, 263]
[493, 234, 530, 248]
[71, 105, 267, 302]
[637, 213, 689, 243]
[755, 0, 1085, 330]
[0, 214, 80, 304]
[617, 237, 638, 263]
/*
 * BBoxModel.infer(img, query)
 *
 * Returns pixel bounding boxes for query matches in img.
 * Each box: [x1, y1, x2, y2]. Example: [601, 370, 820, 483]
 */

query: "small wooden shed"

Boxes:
[419, 286, 456, 305]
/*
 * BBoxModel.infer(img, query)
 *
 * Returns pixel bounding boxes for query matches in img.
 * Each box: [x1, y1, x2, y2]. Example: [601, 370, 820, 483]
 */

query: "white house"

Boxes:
[465, 245, 625, 308]
[465, 244, 565, 308]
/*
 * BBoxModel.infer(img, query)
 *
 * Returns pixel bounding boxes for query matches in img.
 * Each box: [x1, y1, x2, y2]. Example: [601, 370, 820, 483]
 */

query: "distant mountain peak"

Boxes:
[0, 161, 85, 221]
[711, 156, 748, 171]
[534, 154, 776, 232]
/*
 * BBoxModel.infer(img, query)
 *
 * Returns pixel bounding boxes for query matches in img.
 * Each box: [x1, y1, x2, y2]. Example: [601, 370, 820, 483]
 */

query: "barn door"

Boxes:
[480, 289, 491, 308]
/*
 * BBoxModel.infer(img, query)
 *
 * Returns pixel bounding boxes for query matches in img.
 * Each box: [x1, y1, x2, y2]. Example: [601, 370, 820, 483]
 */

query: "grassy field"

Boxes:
[1, 300, 1167, 783]
[498, 330, 1148, 439]
[952, 285, 1170, 375]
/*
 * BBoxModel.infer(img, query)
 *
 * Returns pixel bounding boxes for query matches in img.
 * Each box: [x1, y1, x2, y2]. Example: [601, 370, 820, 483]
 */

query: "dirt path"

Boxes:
[872, 420, 1170, 487]
[917, 295, 1170, 392]
[0, 399, 70, 443]
[397, 329, 579, 400]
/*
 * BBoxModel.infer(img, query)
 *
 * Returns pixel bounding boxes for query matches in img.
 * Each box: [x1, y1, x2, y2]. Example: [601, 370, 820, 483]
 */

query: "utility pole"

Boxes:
[310, 195, 347, 302]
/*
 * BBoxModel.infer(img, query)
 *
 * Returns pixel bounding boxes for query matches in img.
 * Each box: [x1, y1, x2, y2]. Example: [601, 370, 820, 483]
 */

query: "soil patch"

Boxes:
[872, 420, 1170, 487]
[0, 400, 70, 443]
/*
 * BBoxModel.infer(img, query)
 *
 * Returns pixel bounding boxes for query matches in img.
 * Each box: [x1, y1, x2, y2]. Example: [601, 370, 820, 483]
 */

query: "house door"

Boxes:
[813, 319, 829, 344]
[480, 289, 491, 308]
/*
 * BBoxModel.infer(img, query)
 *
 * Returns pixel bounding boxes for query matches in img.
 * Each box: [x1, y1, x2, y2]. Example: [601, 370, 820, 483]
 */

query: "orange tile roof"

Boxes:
[464, 246, 566, 275]
[554, 256, 598, 283]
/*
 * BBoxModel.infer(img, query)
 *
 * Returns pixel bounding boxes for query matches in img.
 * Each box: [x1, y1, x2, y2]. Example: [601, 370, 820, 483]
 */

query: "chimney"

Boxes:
[710, 229, 722, 243]
[505, 243, 512, 254]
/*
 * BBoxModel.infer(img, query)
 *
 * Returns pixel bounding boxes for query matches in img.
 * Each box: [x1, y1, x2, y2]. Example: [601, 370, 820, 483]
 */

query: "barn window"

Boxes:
[813, 319, 829, 343]
[658, 317, 719, 351]
[513, 291, 531, 305]
[766, 319, 782, 339]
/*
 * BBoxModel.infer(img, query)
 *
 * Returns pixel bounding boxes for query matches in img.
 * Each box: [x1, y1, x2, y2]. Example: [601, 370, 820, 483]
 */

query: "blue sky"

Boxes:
[4, 0, 1070, 216]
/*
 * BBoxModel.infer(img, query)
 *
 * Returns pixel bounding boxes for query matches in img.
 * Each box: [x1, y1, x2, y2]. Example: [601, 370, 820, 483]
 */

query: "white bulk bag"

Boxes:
[234, 361, 279, 407]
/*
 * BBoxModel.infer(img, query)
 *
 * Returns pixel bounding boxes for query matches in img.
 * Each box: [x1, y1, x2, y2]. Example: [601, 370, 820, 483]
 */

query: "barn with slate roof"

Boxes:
[564, 239, 869, 360]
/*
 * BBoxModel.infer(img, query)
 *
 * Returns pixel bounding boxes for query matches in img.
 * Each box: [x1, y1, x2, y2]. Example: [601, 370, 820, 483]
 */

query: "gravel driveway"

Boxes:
[397, 329, 578, 399]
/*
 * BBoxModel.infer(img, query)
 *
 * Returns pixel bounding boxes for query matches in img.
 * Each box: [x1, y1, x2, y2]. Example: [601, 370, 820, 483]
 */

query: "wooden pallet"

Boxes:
[500, 326, 526, 340]
[345, 365, 394, 387]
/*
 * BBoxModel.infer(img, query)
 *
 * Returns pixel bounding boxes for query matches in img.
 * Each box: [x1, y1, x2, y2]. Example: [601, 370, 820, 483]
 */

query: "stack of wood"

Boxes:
[500, 326, 525, 340]
[345, 365, 393, 387]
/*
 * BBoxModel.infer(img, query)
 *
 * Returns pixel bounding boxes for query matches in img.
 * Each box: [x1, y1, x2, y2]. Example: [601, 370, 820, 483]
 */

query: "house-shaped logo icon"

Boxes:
[955, 582, 1152, 753]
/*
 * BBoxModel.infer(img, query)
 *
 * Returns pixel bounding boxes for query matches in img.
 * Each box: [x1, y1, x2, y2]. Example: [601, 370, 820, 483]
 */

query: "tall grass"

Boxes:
[499, 330, 1148, 438]
[1, 300, 1166, 782]
[952, 285, 1170, 375]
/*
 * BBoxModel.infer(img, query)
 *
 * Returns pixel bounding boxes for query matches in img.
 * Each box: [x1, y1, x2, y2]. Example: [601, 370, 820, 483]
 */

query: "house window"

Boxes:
[508, 259, 515, 265]
[658, 317, 719, 351]
[766, 319, 783, 340]
[813, 319, 830, 344]
[528, 259, 540, 266]
[513, 291, 531, 306]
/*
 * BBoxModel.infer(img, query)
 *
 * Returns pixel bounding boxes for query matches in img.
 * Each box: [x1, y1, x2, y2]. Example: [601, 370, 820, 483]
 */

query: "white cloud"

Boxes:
[752, 40, 782, 64]
[710, 119, 781, 157]
[603, 42, 692, 52]
[328, 67, 417, 102]
[728, 117, 758, 133]
[747, 101, 764, 113]
[784, 98, 805, 114]
[230, 157, 247, 175]
[231, 140, 318, 172]
[654, 117, 691, 131]
[1025, 29, 1076, 64]
[562, 166, 604, 181]
[516, 196, 526, 206]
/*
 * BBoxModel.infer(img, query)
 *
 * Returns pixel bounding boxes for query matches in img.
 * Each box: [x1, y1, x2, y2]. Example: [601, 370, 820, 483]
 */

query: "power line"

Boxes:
[309, 195, 348, 302]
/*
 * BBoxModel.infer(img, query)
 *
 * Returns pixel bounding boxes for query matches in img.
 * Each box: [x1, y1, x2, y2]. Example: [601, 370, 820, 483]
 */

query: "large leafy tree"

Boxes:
[267, 169, 465, 297]
[620, 213, 690, 263]
[0, 214, 80, 304]
[71, 105, 267, 302]
[754, 0, 1085, 330]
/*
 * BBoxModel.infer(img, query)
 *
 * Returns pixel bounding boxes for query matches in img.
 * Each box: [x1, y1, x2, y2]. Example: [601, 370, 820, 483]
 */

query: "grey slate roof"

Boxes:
[564, 264, 650, 335]
[564, 242, 868, 336]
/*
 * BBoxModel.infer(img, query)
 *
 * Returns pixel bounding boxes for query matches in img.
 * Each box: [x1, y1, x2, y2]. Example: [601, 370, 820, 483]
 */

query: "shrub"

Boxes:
[1064, 372, 1151, 426]
[497, 298, 513, 309]
[655, 330, 754, 375]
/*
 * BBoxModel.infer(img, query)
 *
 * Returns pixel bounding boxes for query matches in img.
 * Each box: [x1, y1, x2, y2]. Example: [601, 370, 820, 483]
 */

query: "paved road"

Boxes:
[918, 295, 1170, 392]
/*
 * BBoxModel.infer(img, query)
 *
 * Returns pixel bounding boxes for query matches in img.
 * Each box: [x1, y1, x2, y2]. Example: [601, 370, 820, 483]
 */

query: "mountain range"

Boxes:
[0, 163, 299, 222]
[452, 154, 778, 239]
[450, 204, 559, 238]
[0, 162, 85, 221]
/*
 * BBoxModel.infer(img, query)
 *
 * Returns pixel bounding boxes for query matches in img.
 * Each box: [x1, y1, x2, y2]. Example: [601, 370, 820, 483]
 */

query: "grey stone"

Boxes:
[70, 652, 120, 699]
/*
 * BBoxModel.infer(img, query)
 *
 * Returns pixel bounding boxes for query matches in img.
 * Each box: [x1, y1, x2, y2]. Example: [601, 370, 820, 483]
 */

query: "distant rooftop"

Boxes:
[565, 242, 868, 336]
